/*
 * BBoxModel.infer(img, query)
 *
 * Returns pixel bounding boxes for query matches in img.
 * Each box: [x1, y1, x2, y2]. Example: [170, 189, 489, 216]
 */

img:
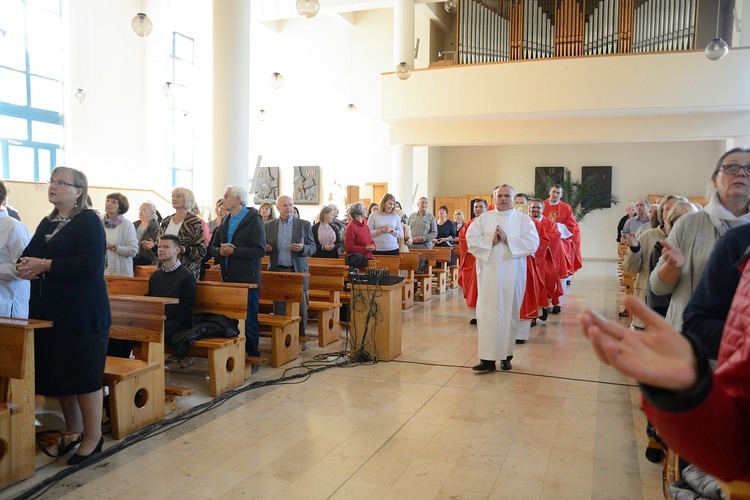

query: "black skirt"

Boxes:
[35, 328, 109, 396]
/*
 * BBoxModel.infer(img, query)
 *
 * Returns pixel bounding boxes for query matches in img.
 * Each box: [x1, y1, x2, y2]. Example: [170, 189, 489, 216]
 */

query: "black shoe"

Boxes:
[540, 308, 548, 321]
[67, 436, 104, 466]
[472, 360, 495, 372]
[500, 360, 512, 371]
[469, 318, 477, 325]
[551, 306, 561, 314]
[251, 364, 261, 374]
[515, 339, 526, 344]
[566, 279, 571, 286]
[530, 320, 537, 327]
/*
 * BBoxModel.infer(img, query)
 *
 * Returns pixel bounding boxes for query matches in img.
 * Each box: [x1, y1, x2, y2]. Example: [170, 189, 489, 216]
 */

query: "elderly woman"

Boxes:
[621, 195, 681, 329]
[133, 201, 160, 266]
[312, 205, 341, 258]
[650, 148, 750, 332]
[142, 187, 206, 280]
[367, 193, 403, 256]
[259, 202, 276, 223]
[344, 201, 375, 263]
[17, 166, 109, 464]
[102, 192, 139, 276]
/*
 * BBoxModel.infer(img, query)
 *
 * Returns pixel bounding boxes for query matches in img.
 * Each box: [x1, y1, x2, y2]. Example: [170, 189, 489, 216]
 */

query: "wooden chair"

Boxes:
[431, 246, 452, 294]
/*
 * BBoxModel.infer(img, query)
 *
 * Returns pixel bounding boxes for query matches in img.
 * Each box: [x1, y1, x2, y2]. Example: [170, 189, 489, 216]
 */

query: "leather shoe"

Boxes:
[530, 319, 536, 327]
[68, 435, 104, 466]
[469, 318, 477, 325]
[472, 360, 495, 372]
[515, 339, 526, 344]
[551, 306, 561, 314]
[540, 308, 549, 321]
[500, 360, 512, 371]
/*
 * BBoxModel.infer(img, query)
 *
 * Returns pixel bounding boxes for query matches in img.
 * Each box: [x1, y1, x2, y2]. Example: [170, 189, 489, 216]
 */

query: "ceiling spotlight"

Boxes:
[131, 12, 153, 37]
[162, 82, 174, 97]
[346, 103, 357, 112]
[259, 109, 267, 121]
[270, 72, 284, 89]
[705, 0, 729, 60]
[395, 62, 412, 80]
[73, 88, 87, 103]
[296, 0, 320, 18]
[444, 0, 457, 13]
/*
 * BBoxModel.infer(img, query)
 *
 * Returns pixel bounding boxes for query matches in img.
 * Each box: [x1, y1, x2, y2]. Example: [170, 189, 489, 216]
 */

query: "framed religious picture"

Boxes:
[253, 166, 279, 204]
[581, 166, 613, 209]
[292, 166, 319, 205]
[534, 166, 565, 195]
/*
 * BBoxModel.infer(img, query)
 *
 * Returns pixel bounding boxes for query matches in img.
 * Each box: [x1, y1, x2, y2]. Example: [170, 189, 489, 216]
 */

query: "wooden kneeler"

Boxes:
[103, 358, 162, 440]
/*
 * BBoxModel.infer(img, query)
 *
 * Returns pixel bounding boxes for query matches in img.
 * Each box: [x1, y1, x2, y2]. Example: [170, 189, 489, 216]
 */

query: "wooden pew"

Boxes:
[105, 296, 176, 439]
[307, 274, 344, 347]
[105, 276, 250, 397]
[133, 265, 157, 277]
[409, 249, 436, 301]
[257, 271, 305, 367]
[448, 245, 460, 289]
[0, 317, 53, 489]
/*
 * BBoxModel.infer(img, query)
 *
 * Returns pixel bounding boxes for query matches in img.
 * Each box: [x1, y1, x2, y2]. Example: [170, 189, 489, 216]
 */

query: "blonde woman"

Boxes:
[142, 187, 206, 279]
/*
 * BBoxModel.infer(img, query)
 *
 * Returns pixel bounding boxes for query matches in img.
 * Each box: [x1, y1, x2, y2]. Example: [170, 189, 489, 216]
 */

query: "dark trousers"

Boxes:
[246, 289, 260, 357]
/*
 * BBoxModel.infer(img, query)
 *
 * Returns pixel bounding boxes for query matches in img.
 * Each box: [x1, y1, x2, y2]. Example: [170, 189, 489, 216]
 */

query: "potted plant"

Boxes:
[534, 170, 619, 223]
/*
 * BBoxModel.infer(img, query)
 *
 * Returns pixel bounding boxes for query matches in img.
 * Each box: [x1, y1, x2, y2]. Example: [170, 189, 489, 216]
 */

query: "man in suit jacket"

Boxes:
[265, 195, 315, 341]
[211, 186, 266, 362]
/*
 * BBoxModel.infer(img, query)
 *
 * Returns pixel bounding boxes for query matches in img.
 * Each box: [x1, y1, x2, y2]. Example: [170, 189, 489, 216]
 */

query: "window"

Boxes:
[168, 32, 195, 189]
[0, 0, 63, 181]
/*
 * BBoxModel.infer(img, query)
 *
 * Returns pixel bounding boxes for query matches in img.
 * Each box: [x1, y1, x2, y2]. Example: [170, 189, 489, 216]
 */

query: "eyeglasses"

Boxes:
[48, 179, 77, 188]
[720, 164, 750, 176]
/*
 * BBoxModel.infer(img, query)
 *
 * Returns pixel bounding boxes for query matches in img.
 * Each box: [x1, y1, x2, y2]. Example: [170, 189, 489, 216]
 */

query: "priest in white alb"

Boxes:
[467, 184, 539, 372]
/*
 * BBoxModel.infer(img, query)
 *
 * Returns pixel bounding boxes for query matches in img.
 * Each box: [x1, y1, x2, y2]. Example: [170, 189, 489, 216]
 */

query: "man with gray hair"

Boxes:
[0, 180, 30, 317]
[407, 196, 438, 249]
[210, 185, 266, 370]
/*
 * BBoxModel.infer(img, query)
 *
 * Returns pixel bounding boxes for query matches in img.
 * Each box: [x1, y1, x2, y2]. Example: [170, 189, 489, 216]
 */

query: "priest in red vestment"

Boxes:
[457, 198, 488, 325]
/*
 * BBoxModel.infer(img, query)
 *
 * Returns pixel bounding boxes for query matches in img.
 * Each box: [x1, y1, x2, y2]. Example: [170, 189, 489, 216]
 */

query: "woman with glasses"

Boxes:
[650, 148, 750, 333]
[16, 166, 110, 464]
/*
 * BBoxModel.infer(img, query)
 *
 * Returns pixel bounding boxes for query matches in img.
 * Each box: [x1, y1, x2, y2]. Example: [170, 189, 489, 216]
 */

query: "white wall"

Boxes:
[436, 141, 723, 259]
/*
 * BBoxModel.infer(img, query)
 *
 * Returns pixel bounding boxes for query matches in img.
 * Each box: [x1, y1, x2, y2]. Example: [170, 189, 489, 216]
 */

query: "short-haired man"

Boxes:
[0, 180, 30, 317]
[467, 185, 539, 372]
[407, 197, 438, 249]
[622, 197, 650, 237]
[108, 233, 196, 360]
[457, 198, 488, 325]
[265, 195, 315, 345]
[528, 198, 563, 322]
[211, 186, 266, 366]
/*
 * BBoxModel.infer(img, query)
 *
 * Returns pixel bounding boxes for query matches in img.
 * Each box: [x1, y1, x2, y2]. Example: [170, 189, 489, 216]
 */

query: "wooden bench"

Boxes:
[105, 296, 175, 439]
[0, 317, 53, 489]
[258, 271, 306, 367]
[368, 254, 414, 310]
[105, 276, 250, 397]
[409, 249, 436, 301]
[133, 265, 157, 277]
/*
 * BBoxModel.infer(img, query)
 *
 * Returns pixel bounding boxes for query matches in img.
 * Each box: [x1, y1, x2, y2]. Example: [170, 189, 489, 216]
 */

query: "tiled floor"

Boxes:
[7, 260, 664, 499]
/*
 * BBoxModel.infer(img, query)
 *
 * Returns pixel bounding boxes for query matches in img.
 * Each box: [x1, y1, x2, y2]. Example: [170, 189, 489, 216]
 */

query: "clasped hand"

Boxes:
[16, 257, 43, 280]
